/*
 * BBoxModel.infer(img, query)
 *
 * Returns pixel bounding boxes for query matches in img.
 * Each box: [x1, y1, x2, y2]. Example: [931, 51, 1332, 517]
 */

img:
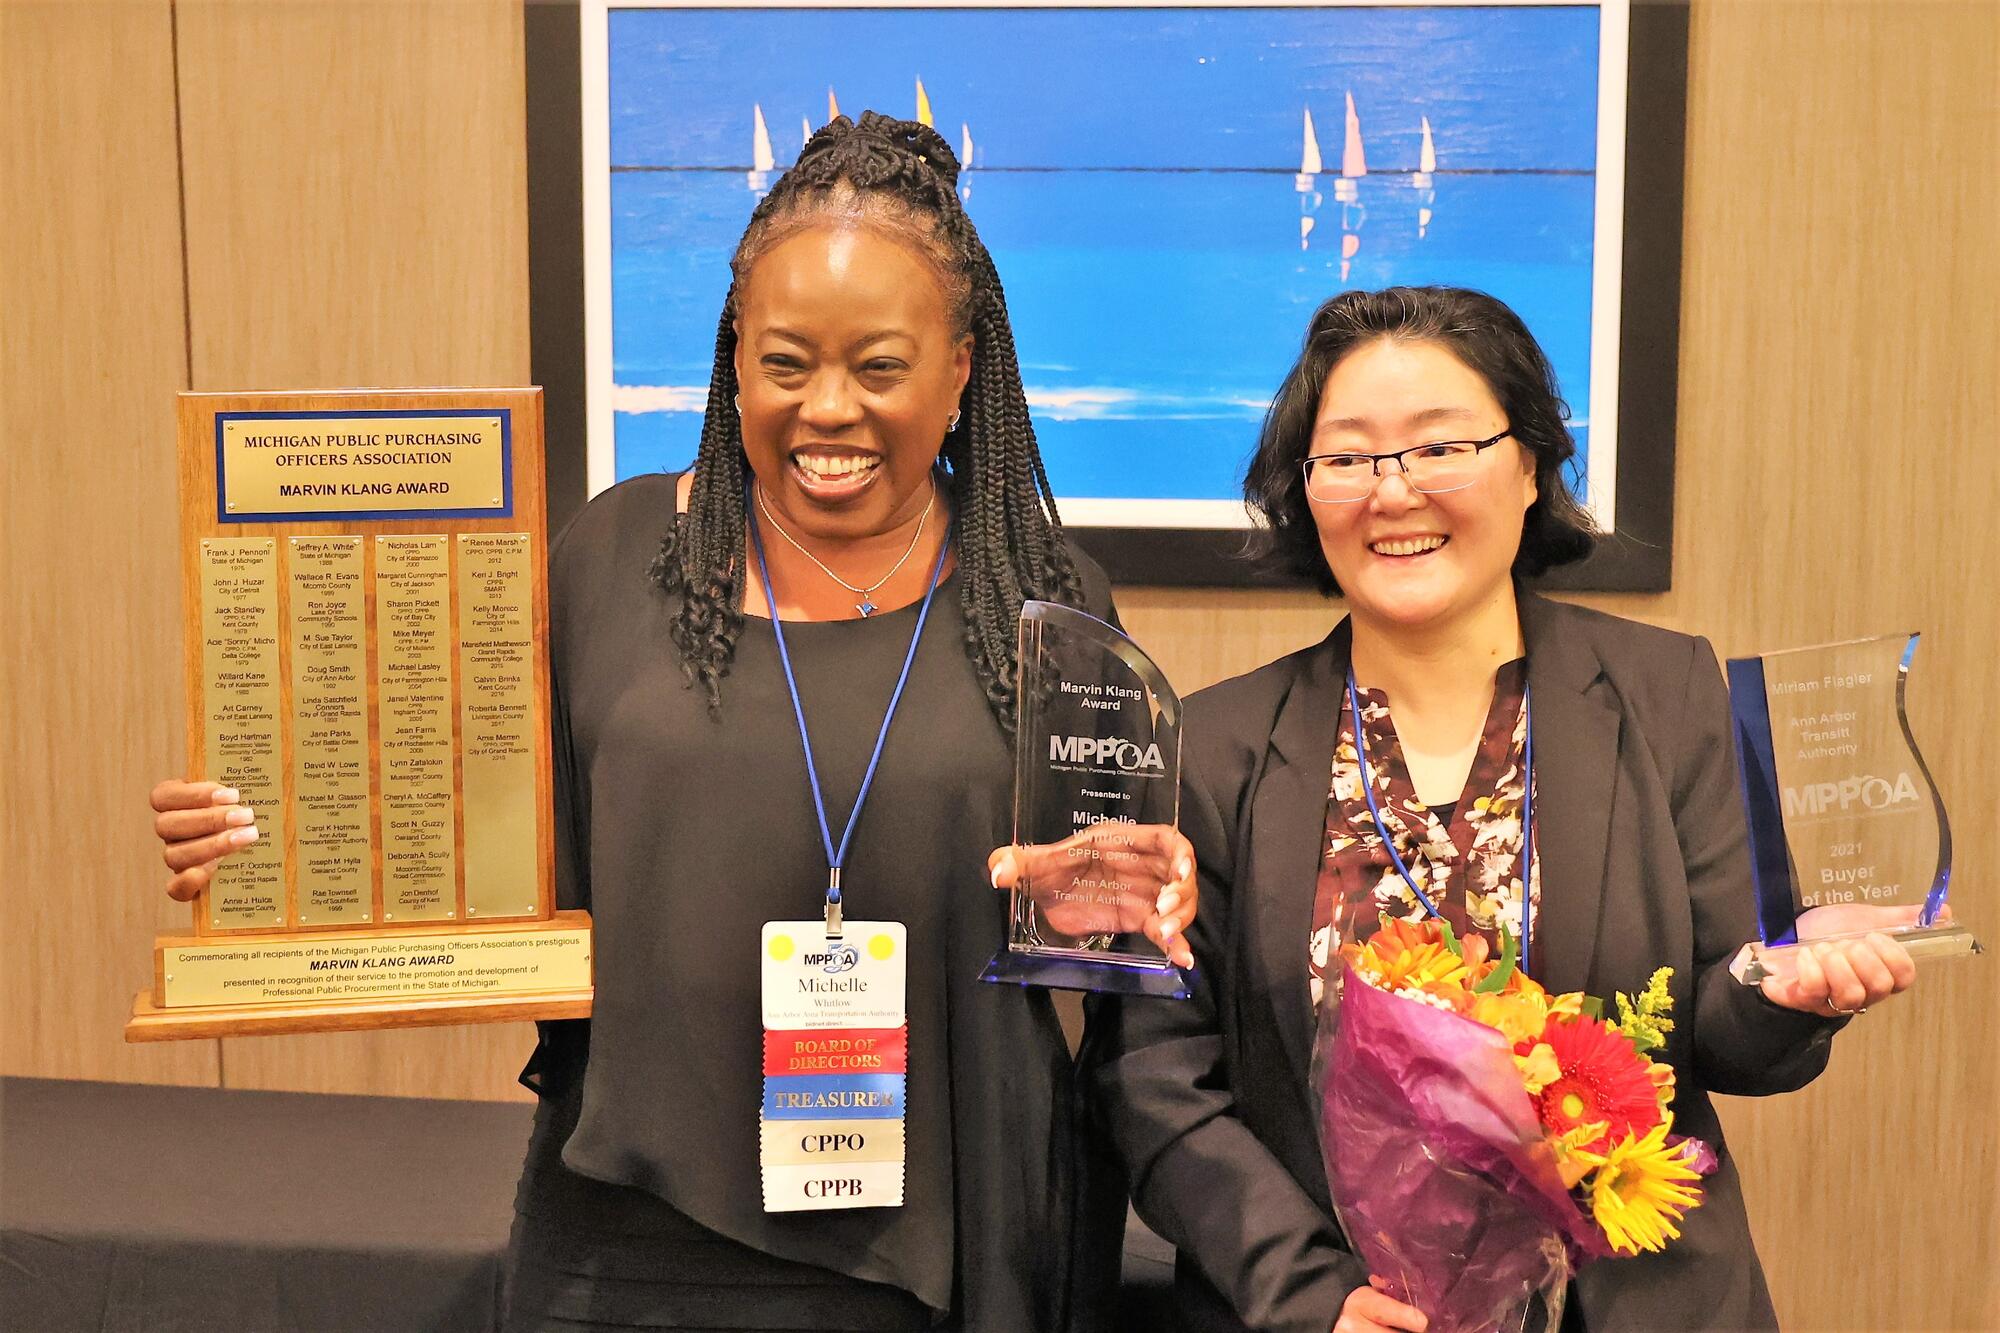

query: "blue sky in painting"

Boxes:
[606, 5, 1601, 503]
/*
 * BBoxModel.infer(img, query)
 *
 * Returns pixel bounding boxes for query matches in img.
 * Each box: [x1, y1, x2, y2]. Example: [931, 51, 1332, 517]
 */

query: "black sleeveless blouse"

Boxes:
[516, 473, 1117, 1329]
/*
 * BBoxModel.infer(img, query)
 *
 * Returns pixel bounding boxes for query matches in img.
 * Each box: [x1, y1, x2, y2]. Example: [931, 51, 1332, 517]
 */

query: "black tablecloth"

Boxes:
[0, 1076, 1175, 1331]
[0, 1076, 531, 1332]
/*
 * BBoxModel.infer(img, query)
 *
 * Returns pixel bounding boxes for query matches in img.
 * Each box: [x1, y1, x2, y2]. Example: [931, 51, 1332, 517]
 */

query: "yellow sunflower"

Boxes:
[1580, 1118, 1706, 1255]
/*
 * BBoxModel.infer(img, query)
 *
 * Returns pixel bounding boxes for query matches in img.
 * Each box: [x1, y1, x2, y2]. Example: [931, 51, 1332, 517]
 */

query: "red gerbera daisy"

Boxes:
[1520, 1017, 1663, 1152]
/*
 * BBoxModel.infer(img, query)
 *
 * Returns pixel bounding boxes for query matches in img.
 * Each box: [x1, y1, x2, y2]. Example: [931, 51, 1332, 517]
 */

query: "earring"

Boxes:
[947, 409, 961, 432]
[732, 394, 743, 417]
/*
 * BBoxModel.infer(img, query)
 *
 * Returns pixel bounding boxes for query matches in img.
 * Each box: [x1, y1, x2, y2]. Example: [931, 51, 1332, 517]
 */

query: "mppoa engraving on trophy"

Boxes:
[199, 539, 288, 930]
[456, 533, 539, 919]
[1766, 666, 1919, 908]
[375, 536, 458, 921]
[287, 536, 373, 924]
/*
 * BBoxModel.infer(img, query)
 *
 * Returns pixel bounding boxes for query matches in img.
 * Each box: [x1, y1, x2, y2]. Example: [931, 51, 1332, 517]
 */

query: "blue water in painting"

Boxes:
[607, 6, 1600, 503]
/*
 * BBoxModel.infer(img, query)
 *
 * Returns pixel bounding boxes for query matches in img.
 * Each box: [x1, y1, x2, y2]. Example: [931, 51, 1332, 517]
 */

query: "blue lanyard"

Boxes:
[748, 488, 952, 940]
[1344, 670, 1536, 976]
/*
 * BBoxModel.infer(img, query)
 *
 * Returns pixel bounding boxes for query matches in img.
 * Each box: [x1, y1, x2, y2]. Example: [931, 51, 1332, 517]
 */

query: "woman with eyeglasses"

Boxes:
[1089, 286, 1923, 1333]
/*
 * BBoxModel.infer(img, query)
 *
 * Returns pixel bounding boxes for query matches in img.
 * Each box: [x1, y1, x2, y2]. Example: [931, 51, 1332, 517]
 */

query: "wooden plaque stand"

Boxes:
[126, 388, 592, 1041]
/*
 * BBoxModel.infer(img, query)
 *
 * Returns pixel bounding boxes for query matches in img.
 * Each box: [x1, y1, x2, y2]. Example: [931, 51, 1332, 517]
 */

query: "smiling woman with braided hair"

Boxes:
[497, 111, 1201, 1332]
[660, 112, 1084, 731]
[143, 112, 1194, 1331]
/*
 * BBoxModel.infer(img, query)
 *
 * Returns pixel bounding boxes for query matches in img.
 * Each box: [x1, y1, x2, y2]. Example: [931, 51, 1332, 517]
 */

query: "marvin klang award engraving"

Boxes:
[1726, 633, 1979, 985]
[980, 601, 1189, 999]
[125, 389, 592, 1041]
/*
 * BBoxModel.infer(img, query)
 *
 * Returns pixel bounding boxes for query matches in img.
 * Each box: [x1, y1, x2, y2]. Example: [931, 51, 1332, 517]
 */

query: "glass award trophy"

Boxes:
[980, 601, 1189, 999]
[1726, 633, 1979, 984]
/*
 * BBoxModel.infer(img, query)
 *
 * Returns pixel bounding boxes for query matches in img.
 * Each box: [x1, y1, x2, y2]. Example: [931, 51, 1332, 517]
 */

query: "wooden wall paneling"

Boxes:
[1667, 3, 1997, 1329]
[173, 0, 536, 1101]
[0, 1, 217, 1087]
[174, 0, 532, 392]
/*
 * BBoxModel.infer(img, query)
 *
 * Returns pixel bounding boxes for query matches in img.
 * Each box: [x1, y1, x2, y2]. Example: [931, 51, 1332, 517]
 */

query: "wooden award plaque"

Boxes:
[125, 388, 592, 1041]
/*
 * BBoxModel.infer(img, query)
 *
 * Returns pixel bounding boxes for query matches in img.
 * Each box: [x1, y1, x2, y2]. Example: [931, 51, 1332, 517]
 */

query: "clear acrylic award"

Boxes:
[979, 601, 1189, 999]
[1726, 633, 1980, 984]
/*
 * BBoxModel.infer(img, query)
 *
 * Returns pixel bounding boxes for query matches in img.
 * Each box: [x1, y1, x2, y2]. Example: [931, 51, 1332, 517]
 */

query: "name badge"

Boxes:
[759, 921, 907, 1211]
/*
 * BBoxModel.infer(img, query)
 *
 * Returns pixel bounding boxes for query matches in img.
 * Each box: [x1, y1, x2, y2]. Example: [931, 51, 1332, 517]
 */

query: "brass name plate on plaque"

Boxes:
[199, 537, 288, 930]
[159, 921, 592, 1009]
[457, 533, 540, 920]
[376, 535, 459, 922]
[217, 413, 508, 519]
[287, 536, 372, 925]
[128, 389, 591, 1043]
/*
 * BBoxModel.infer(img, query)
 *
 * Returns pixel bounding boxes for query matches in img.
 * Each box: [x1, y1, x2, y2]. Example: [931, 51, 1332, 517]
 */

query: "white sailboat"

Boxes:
[1340, 92, 1367, 181]
[1296, 105, 1323, 189]
[801, 115, 813, 150]
[828, 87, 840, 123]
[959, 123, 975, 202]
[748, 103, 774, 194]
[1336, 92, 1367, 280]
[1298, 106, 1324, 251]
[1414, 115, 1437, 238]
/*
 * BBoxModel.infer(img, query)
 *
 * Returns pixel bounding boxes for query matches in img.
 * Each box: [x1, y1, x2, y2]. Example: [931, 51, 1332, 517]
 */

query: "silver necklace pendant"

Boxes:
[754, 480, 937, 613]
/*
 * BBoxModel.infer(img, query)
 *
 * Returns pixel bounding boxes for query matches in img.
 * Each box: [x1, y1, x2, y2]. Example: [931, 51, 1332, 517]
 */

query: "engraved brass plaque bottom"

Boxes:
[156, 916, 591, 1009]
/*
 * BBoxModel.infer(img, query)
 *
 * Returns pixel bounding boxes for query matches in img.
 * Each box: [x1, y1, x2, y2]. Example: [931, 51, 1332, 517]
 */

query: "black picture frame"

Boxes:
[527, 1, 1686, 590]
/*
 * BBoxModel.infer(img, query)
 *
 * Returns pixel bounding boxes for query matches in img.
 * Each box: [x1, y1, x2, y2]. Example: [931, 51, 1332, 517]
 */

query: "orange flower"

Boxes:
[1341, 918, 1473, 992]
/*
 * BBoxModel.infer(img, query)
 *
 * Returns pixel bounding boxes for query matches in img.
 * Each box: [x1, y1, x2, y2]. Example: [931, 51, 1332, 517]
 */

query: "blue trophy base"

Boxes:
[979, 948, 1191, 999]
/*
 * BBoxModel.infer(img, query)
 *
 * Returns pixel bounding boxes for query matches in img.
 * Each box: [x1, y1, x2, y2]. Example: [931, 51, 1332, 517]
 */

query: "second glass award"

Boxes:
[980, 601, 1189, 998]
[1726, 632, 1980, 984]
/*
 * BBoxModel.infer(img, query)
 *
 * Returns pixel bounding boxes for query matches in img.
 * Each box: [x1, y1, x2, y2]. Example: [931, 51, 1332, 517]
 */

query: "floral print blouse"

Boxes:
[1309, 659, 1542, 1009]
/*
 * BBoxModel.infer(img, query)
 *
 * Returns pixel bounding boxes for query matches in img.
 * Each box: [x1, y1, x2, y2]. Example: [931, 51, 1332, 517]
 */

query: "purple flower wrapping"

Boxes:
[1316, 965, 1611, 1333]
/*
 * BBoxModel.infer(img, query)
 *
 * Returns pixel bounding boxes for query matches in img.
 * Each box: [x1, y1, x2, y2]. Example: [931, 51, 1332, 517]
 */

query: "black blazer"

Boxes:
[1090, 593, 1847, 1333]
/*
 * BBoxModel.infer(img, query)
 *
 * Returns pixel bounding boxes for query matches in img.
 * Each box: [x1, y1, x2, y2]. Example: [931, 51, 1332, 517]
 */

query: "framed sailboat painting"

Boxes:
[528, 0, 1687, 589]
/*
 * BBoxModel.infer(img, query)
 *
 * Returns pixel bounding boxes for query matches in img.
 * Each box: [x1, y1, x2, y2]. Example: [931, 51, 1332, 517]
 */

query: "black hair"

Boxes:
[648, 111, 1081, 732]
[1243, 285, 1598, 594]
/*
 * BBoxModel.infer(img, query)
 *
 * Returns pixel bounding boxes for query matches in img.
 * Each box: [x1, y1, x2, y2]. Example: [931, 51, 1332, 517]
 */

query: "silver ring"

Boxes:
[1826, 996, 1867, 1016]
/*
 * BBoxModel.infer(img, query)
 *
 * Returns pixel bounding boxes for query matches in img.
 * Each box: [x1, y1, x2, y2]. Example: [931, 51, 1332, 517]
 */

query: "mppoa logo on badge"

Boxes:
[803, 945, 860, 974]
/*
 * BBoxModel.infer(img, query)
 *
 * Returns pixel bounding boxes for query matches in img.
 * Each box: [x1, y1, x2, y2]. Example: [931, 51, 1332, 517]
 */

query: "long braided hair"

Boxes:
[649, 111, 1082, 734]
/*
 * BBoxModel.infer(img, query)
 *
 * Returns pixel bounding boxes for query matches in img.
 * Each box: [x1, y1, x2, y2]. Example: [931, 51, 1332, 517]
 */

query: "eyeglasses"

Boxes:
[1301, 430, 1513, 503]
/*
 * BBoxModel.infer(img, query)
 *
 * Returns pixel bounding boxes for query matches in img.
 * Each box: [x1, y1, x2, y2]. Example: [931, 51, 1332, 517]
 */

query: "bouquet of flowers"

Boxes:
[1313, 918, 1716, 1333]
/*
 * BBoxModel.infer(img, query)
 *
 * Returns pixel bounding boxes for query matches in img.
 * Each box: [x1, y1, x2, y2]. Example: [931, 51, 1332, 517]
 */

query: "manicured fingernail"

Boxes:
[213, 788, 239, 805]
[232, 826, 259, 847]
[1156, 891, 1181, 915]
[990, 864, 1004, 889]
[1159, 923, 1178, 941]
[225, 807, 255, 827]
[1175, 860, 1192, 882]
